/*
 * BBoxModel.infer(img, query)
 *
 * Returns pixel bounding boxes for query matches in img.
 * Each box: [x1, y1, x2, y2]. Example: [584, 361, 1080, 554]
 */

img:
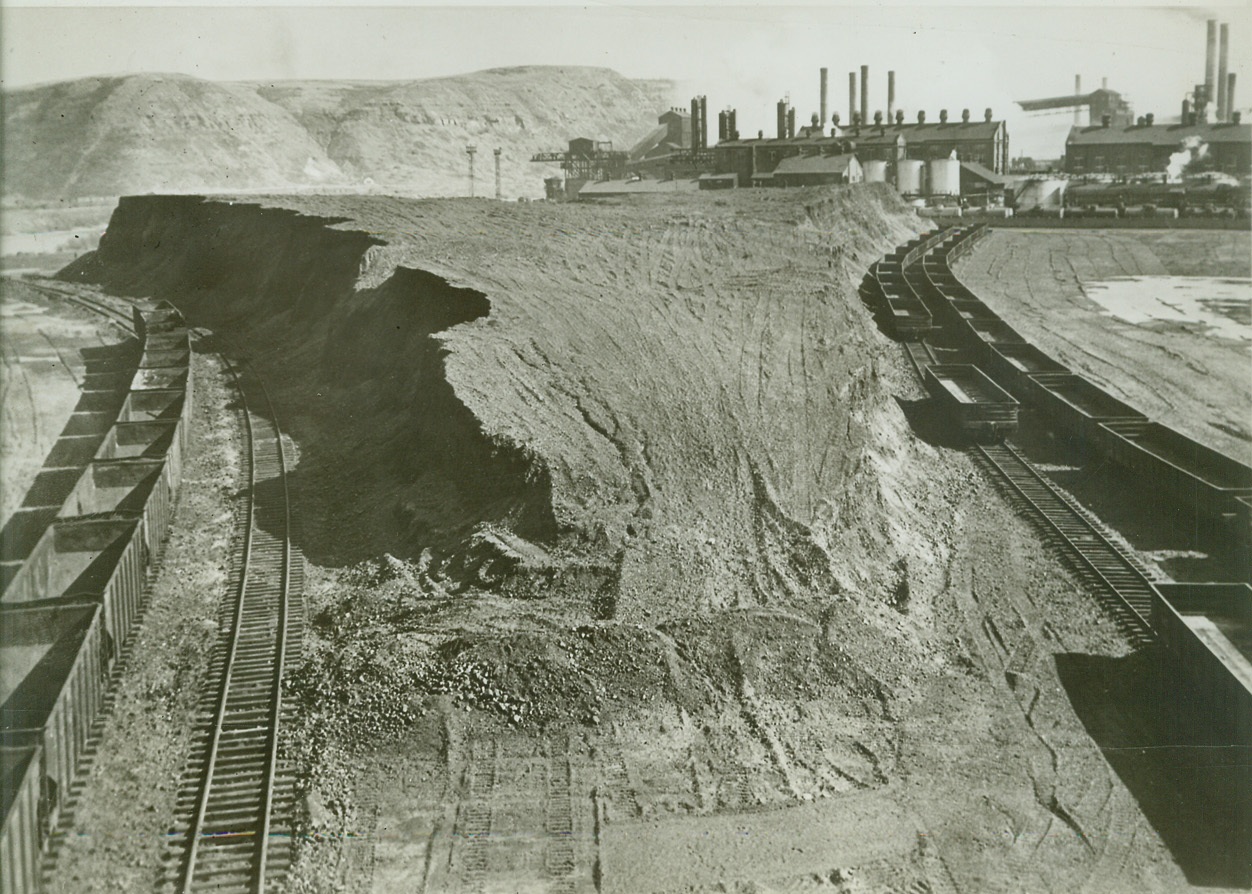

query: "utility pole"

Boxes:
[494, 147, 502, 200]
[466, 144, 477, 197]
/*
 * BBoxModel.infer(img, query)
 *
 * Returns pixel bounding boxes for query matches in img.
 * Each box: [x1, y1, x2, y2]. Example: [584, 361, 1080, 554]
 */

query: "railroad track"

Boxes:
[17, 277, 303, 892]
[166, 356, 301, 893]
[974, 442, 1156, 645]
[20, 279, 137, 335]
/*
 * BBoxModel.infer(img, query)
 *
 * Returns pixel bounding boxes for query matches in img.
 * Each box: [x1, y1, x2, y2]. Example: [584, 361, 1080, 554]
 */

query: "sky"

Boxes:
[3, 3, 1249, 159]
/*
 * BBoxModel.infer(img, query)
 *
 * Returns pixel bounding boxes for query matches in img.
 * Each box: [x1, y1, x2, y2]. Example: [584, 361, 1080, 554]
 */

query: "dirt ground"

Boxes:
[37, 190, 1248, 892]
[953, 228, 1251, 463]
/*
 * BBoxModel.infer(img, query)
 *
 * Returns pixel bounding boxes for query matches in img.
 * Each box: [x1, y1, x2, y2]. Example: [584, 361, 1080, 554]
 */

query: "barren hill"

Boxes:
[50, 187, 1201, 892]
[4, 67, 675, 201]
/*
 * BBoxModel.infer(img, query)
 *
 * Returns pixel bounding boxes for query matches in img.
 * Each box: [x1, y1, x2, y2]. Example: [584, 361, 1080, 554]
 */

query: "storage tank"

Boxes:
[863, 160, 888, 183]
[927, 158, 960, 196]
[897, 159, 925, 195]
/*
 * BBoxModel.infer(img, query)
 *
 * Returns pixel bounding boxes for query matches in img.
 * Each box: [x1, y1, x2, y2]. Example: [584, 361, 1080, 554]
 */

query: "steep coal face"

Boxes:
[63, 196, 559, 566]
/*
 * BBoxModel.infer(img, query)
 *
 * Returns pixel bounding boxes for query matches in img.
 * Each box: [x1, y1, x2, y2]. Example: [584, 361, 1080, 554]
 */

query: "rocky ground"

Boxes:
[12, 190, 1249, 892]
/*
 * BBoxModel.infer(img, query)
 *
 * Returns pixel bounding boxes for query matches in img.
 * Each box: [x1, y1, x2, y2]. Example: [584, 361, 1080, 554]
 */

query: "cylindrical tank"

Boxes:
[927, 158, 960, 196]
[897, 159, 925, 195]
[863, 160, 888, 183]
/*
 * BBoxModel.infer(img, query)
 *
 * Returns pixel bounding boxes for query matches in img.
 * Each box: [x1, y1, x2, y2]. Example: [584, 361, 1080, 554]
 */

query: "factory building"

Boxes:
[709, 109, 1007, 189]
[753, 154, 863, 187]
[1065, 117, 1251, 176]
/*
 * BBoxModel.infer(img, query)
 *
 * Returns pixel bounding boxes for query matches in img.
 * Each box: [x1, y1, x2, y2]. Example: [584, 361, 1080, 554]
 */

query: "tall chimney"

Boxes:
[718, 109, 728, 143]
[860, 65, 869, 127]
[1229, 73, 1238, 120]
[728, 108, 738, 141]
[1218, 23, 1229, 120]
[1074, 74, 1082, 125]
[1181, 98, 1191, 123]
[888, 70, 896, 121]
[820, 68, 829, 129]
[787, 106, 796, 139]
[1206, 19, 1218, 111]
[700, 95, 708, 149]
[692, 97, 700, 148]
[777, 99, 787, 140]
[848, 72, 856, 123]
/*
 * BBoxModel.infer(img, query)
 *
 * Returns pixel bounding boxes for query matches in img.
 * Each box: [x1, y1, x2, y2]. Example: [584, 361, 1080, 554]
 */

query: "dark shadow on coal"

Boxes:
[0, 338, 139, 571]
[893, 395, 969, 450]
[1010, 413, 1248, 583]
[1056, 649, 1251, 888]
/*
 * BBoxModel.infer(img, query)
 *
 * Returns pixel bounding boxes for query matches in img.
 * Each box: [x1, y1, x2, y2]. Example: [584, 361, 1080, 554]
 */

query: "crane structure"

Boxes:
[1016, 87, 1134, 127]
[530, 138, 628, 183]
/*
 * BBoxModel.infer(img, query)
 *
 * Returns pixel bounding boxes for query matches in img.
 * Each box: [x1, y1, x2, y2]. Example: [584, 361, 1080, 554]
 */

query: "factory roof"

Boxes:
[714, 120, 1002, 150]
[1066, 122, 1251, 146]
[863, 120, 1006, 141]
[716, 135, 852, 149]
[959, 161, 1013, 186]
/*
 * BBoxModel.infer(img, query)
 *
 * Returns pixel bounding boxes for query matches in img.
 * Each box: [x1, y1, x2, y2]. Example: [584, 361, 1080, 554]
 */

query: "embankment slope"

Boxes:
[59, 189, 1193, 892]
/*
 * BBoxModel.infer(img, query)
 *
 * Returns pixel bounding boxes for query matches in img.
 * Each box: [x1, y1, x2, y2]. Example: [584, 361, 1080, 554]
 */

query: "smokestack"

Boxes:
[1229, 74, 1237, 121]
[1218, 23, 1229, 120]
[888, 70, 896, 121]
[1075, 74, 1082, 124]
[729, 109, 738, 141]
[777, 99, 787, 140]
[1206, 19, 1218, 110]
[700, 95, 708, 149]
[718, 109, 728, 143]
[692, 97, 700, 148]
[848, 71, 857, 123]
[787, 106, 796, 139]
[820, 68, 829, 129]
[860, 65, 869, 127]
[1182, 98, 1191, 123]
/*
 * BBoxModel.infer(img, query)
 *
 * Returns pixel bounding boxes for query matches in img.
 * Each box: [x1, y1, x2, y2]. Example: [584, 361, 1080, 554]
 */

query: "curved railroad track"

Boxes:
[15, 277, 303, 892]
[166, 351, 301, 893]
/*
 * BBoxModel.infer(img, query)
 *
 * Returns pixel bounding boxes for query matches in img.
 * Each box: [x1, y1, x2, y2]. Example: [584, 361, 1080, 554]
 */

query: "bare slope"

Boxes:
[59, 189, 1203, 892]
[4, 67, 674, 201]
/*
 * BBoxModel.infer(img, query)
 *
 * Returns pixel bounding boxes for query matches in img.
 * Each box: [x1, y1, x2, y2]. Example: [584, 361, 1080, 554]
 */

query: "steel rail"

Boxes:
[975, 441, 1156, 643]
[174, 353, 295, 894]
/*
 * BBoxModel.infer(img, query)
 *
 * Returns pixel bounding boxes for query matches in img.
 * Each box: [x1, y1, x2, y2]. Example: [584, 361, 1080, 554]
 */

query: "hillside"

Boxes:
[52, 187, 1192, 892]
[3, 67, 676, 201]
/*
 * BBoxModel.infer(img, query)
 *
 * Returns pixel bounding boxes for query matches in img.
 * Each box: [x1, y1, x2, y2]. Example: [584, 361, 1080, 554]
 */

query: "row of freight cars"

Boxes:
[917, 225, 1252, 539]
[864, 227, 1021, 442]
[1, 302, 192, 894]
[874, 226, 1252, 774]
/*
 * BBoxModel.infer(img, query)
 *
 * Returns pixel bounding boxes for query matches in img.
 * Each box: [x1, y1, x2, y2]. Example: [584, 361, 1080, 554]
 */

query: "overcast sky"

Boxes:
[3, 3, 1249, 158]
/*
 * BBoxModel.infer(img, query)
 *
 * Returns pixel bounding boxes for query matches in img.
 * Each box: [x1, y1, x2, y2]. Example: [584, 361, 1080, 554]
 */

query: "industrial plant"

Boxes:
[533, 17, 1249, 214]
[2, 7, 1250, 894]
